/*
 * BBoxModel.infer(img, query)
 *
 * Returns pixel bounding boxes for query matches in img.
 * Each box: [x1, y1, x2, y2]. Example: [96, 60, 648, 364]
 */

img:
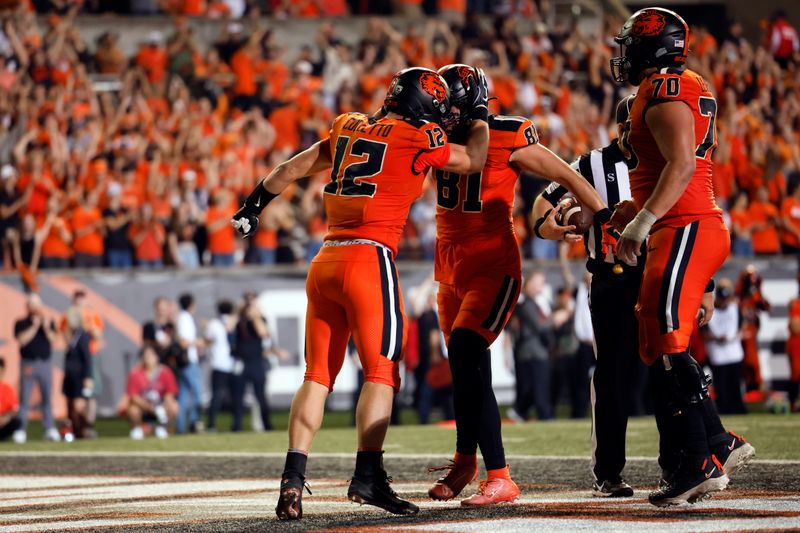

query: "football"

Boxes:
[556, 194, 593, 234]
[0, 0, 21, 9]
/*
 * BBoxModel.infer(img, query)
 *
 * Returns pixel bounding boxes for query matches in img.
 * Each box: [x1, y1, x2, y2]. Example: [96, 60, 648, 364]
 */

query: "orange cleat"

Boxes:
[461, 477, 521, 507]
[428, 458, 478, 500]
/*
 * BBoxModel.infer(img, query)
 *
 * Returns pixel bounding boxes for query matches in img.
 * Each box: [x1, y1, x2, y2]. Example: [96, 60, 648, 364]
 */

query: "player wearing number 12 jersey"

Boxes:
[611, 8, 754, 507]
[231, 67, 489, 520]
[427, 64, 609, 507]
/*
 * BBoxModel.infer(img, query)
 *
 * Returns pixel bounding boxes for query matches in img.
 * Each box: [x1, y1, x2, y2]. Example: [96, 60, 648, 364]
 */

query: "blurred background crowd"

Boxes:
[0, 1, 798, 277]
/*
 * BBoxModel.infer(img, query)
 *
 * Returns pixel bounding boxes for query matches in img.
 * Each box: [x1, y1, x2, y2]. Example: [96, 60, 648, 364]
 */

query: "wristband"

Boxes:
[620, 209, 657, 242]
[244, 181, 278, 215]
[704, 279, 715, 294]
[533, 209, 552, 239]
[593, 207, 612, 225]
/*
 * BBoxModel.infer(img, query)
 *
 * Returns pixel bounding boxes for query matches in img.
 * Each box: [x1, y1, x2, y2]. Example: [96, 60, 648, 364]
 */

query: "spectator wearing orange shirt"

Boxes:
[38, 196, 72, 269]
[230, 34, 259, 110]
[136, 32, 168, 84]
[94, 32, 128, 74]
[128, 203, 166, 268]
[736, 265, 771, 395]
[0, 358, 21, 442]
[729, 192, 754, 256]
[206, 190, 237, 267]
[748, 186, 781, 255]
[71, 191, 105, 268]
[780, 182, 800, 255]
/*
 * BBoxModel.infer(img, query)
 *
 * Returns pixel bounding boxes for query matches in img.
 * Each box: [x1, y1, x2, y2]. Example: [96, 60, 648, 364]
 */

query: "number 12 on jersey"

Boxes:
[435, 170, 483, 212]
[324, 135, 387, 198]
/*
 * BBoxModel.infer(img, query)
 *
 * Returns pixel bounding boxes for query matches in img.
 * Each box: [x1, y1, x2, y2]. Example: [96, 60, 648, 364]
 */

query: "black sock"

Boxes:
[354, 450, 384, 477]
[681, 402, 710, 462]
[701, 397, 728, 444]
[649, 363, 682, 473]
[282, 449, 308, 483]
[477, 349, 506, 471]
[448, 329, 489, 456]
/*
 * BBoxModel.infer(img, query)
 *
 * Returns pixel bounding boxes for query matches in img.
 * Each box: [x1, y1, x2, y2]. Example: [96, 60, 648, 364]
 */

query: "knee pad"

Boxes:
[660, 352, 710, 405]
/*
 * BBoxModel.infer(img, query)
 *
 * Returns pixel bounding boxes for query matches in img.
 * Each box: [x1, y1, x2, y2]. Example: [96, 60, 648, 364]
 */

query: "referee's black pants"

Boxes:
[589, 267, 646, 482]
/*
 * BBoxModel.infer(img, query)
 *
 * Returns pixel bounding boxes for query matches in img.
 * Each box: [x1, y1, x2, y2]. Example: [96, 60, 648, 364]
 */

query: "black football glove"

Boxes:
[467, 67, 489, 122]
[231, 206, 260, 238]
[231, 181, 277, 238]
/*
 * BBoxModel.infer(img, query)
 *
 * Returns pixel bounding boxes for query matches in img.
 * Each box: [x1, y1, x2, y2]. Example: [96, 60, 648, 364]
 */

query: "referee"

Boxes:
[531, 95, 644, 497]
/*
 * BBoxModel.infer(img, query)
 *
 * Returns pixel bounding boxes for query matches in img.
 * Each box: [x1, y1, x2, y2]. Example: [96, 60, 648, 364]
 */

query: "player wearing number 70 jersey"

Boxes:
[610, 8, 754, 507]
[231, 67, 489, 521]
[426, 64, 610, 507]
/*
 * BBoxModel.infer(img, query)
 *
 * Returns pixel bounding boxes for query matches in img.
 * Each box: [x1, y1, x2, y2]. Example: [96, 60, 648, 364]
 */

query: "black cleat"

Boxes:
[648, 455, 728, 507]
[712, 431, 755, 479]
[348, 472, 419, 515]
[592, 478, 634, 498]
[658, 470, 674, 492]
[275, 477, 311, 520]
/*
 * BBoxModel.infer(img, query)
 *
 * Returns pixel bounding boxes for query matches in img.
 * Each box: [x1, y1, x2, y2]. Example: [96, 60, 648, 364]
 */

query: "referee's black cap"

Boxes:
[615, 94, 636, 125]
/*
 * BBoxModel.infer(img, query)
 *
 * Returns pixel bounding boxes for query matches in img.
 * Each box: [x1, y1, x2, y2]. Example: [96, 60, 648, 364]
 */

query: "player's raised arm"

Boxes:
[231, 139, 332, 237]
[616, 101, 695, 264]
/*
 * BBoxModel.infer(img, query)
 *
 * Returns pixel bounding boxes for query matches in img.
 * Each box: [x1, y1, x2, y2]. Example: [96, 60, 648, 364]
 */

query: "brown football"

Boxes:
[556, 194, 593, 234]
[0, 0, 21, 10]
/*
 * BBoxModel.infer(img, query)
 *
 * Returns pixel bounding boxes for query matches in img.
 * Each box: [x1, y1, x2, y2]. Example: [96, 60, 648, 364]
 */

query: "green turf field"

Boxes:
[4, 411, 799, 460]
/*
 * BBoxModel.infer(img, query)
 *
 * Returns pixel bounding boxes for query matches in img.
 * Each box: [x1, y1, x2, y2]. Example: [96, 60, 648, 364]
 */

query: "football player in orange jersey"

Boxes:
[426, 64, 610, 507]
[610, 8, 754, 506]
[231, 67, 489, 520]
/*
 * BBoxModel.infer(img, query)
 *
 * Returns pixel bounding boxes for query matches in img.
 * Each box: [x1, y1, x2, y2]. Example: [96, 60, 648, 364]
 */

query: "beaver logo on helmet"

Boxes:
[419, 71, 447, 102]
[610, 7, 689, 84]
[383, 67, 450, 125]
[456, 66, 473, 85]
[632, 10, 667, 37]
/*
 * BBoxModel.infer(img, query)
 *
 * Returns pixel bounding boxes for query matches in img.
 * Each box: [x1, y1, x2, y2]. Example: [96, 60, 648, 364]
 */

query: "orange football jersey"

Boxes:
[624, 67, 721, 229]
[435, 114, 538, 242]
[323, 112, 451, 255]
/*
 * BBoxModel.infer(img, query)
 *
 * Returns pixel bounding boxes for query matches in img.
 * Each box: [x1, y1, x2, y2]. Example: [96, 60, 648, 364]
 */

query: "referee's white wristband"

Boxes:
[620, 209, 657, 242]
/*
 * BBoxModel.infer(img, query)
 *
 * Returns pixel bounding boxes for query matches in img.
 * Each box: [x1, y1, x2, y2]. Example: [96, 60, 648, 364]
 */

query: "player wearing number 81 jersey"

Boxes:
[231, 67, 489, 520]
[427, 64, 609, 507]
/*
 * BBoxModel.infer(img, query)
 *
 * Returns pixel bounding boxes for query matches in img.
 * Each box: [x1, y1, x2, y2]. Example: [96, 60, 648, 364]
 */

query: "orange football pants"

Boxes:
[304, 244, 405, 391]
[637, 217, 730, 365]
[435, 235, 521, 345]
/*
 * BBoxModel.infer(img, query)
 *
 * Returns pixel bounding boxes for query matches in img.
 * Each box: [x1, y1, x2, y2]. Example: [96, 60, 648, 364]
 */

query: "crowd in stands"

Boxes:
[0, 3, 798, 277]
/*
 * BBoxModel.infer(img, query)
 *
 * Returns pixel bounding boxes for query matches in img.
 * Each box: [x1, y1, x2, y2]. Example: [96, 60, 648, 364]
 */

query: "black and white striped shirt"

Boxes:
[541, 141, 635, 266]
